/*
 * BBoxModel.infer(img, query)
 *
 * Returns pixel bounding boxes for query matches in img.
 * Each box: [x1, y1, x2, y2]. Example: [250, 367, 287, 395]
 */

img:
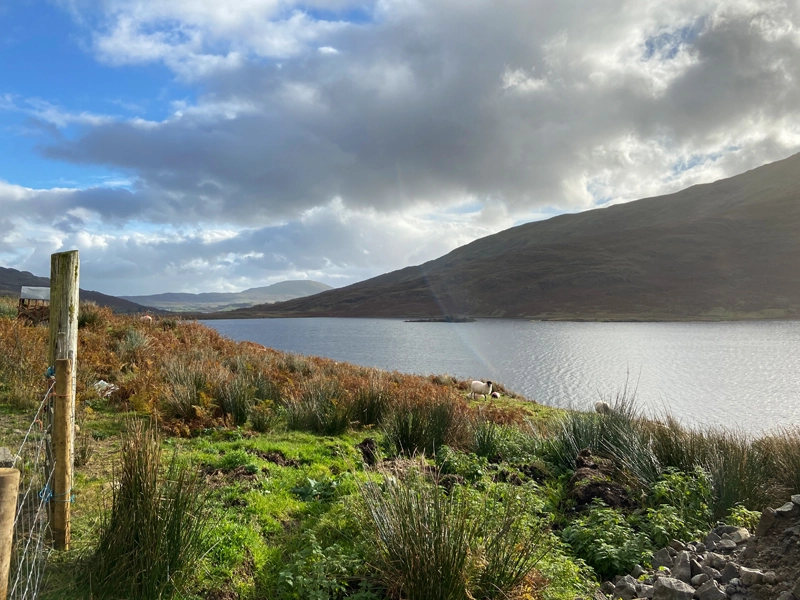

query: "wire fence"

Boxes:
[8, 380, 56, 600]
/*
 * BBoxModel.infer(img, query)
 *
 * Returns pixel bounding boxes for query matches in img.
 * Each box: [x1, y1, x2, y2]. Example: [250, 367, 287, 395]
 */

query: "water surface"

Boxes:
[202, 318, 800, 434]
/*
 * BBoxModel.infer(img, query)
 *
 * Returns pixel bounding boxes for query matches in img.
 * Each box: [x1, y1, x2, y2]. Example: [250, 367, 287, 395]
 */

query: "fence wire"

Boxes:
[8, 380, 56, 600]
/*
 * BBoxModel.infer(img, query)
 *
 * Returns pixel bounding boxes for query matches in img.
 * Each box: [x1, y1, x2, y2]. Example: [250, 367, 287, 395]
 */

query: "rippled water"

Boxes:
[202, 318, 800, 434]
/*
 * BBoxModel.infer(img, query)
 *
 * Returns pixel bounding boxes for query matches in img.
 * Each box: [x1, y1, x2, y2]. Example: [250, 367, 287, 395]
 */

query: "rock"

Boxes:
[775, 592, 794, 600]
[705, 531, 721, 550]
[792, 576, 800, 598]
[755, 507, 777, 537]
[775, 502, 800, 518]
[695, 580, 727, 600]
[703, 566, 721, 581]
[669, 539, 686, 552]
[653, 548, 674, 570]
[791, 494, 800, 505]
[601, 581, 617, 595]
[726, 578, 741, 593]
[729, 528, 750, 544]
[729, 594, 746, 600]
[738, 567, 763, 587]
[0, 447, 14, 468]
[356, 438, 379, 466]
[715, 525, 740, 535]
[691, 574, 710, 587]
[715, 539, 736, 552]
[694, 542, 707, 553]
[639, 585, 654, 599]
[685, 543, 696, 553]
[690, 559, 704, 577]
[720, 562, 739, 584]
[763, 571, 777, 585]
[672, 551, 691, 584]
[614, 576, 638, 600]
[652, 577, 694, 600]
[631, 565, 646, 579]
[703, 553, 726, 570]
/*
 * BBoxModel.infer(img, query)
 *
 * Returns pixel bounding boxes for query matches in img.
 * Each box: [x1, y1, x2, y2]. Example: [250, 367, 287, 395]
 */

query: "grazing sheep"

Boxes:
[594, 400, 612, 414]
[140, 315, 153, 325]
[470, 380, 493, 399]
[490, 391, 501, 399]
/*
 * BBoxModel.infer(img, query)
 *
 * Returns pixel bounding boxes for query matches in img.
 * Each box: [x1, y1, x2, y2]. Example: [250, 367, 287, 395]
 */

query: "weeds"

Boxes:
[85, 421, 208, 599]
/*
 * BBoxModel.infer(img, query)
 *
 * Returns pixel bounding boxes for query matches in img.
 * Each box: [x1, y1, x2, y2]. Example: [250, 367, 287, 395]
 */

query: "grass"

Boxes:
[1, 305, 799, 599]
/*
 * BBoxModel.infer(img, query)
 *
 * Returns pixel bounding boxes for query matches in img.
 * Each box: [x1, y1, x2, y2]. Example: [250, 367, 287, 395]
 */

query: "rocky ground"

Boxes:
[601, 496, 800, 600]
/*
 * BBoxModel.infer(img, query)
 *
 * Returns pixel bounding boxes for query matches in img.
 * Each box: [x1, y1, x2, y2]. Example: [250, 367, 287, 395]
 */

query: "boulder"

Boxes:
[639, 585, 654, 599]
[775, 592, 794, 600]
[738, 566, 763, 587]
[715, 539, 736, 552]
[690, 558, 704, 577]
[763, 571, 777, 585]
[775, 501, 800, 518]
[653, 548, 674, 570]
[613, 575, 638, 600]
[0, 447, 14, 468]
[704, 531, 721, 550]
[672, 551, 691, 583]
[729, 528, 750, 544]
[755, 507, 776, 537]
[691, 573, 710, 587]
[702, 566, 721, 581]
[720, 562, 739, 584]
[695, 580, 727, 600]
[703, 553, 726, 570]
[652, 577, 694, 600]
[792, 576, 800, 599]
[791, 494, 800, 505]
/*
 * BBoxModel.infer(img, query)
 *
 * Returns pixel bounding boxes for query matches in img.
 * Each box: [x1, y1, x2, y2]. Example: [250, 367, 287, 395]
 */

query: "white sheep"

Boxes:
[490, 391, 501, 399]
[470, 380, 493, 399]
[140, 315, 153, 325]
[594, 400, 612, 414]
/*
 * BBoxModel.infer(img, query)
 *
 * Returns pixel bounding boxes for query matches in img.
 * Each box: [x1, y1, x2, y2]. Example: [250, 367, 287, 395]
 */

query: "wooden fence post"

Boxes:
[48, 250, 79, 494]
[0, 468, 21, 599]
[52, 359, 73, 550]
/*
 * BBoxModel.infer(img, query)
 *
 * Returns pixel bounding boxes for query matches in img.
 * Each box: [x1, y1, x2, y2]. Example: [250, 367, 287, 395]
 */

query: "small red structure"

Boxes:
[17, 286, 50, 326]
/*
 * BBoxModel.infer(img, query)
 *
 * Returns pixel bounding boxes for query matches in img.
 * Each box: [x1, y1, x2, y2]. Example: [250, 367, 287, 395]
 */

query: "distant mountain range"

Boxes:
[121, 280, 332, 312]
[213, 152, 800, 321]
[0, 266, 152, 314]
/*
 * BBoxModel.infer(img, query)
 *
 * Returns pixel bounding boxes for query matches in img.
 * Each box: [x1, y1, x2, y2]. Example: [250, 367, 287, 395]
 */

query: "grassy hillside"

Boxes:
[120, 280, 333, 312]
[2, 297, 799, 599]
[0, 266, 154, 314]
[218, 153, 800, 320]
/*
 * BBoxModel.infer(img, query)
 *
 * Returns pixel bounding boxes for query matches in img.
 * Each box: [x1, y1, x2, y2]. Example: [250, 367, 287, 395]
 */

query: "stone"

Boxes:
[791, 494, 800, 505]
[639, 585, 654, 599]
[715, 539, 736, 552]
[726, 578, 742, 594]
[720, 562, 739, 584]
[703, 553, 726, 570]
[714, 525, 740, 535]
[631, 565, 646, 579]
[690, 559, 704, 577]
[729, 528, 750, 544]
[739, 567, 763, 587]
[792, 576, 800, 599]
[720, 533, 733, 541]
[685, 543, 696, 553]
[763, 571, 777, 585]
[729, 594, 746, 600]
[755, 508, 777, 537]
[691, 574, 710, 587]
[614, 575, 638, 600]
[694, 542, 707, 553]
[775, 502, 800, 518]
[703, 566, 721, 581]
[652, 577, 694, 600]
[695, 580, 727, 600]
[705, 531, 721, 550]
[0, 447, 14, 468]
[775, 592, 794, 600]
[672, 551, 692, 583]
[601, 581, 617, 595]
[669, 539, 686, 552]
[653, 548, 674, 570]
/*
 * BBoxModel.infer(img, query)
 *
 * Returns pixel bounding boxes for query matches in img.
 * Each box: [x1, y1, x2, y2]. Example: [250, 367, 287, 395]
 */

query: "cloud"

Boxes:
[5, 0, 800, 293]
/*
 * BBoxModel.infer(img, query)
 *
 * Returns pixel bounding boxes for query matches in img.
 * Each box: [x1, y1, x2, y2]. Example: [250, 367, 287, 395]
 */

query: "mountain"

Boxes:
[121, 280, 333, 312]
[217, 152, 800, 321]
[0, 266, 154, 314]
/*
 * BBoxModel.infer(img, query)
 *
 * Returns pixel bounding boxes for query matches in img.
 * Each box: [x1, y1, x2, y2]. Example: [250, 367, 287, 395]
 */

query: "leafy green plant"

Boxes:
[435, 446, 487, 482]
[561, 499, 651, 580]
[726, 504, 761, 531]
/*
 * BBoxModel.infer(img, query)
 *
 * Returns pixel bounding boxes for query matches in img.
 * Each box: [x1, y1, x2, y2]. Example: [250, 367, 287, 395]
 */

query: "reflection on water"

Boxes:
[202, 318, 800, 434]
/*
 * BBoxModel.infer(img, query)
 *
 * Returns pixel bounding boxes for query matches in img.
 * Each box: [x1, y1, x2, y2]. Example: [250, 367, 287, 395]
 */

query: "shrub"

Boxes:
[726, 504, 761, 531]
[284, 377, 351, 435]
[250, 400, 281, 433]
[351, 374, 390, 428]
[117, 327, 151, 366]
[78, 301, 108, 328]
[0, 296, 17, 319]
[218, 374, 253, 426]
[561, 499, 651, 580]
[360, 473, 548, 600]
[383, 392, 468, 456]
[435, 446, 487, 483]
[85, 421, 208, 599]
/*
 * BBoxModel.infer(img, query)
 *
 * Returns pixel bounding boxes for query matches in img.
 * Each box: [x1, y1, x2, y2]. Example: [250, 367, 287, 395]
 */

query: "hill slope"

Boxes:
[0, 266, 153, 314]
[220, 152, 800, 320]
[121, 280, 332, 312]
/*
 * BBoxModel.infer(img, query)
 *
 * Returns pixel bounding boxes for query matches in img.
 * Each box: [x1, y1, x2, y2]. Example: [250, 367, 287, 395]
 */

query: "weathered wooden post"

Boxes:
[52, 359, 73, 550]
[48, 250, 79, 551]
[0, 468, 21, 599]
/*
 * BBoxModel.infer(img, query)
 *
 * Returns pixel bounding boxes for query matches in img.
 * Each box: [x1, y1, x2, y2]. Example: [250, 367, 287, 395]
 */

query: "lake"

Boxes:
[201, 318, 800, 434]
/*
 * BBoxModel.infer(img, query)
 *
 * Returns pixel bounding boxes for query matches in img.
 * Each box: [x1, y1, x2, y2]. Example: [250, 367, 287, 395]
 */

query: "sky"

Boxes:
[1, 0, 800, 296]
